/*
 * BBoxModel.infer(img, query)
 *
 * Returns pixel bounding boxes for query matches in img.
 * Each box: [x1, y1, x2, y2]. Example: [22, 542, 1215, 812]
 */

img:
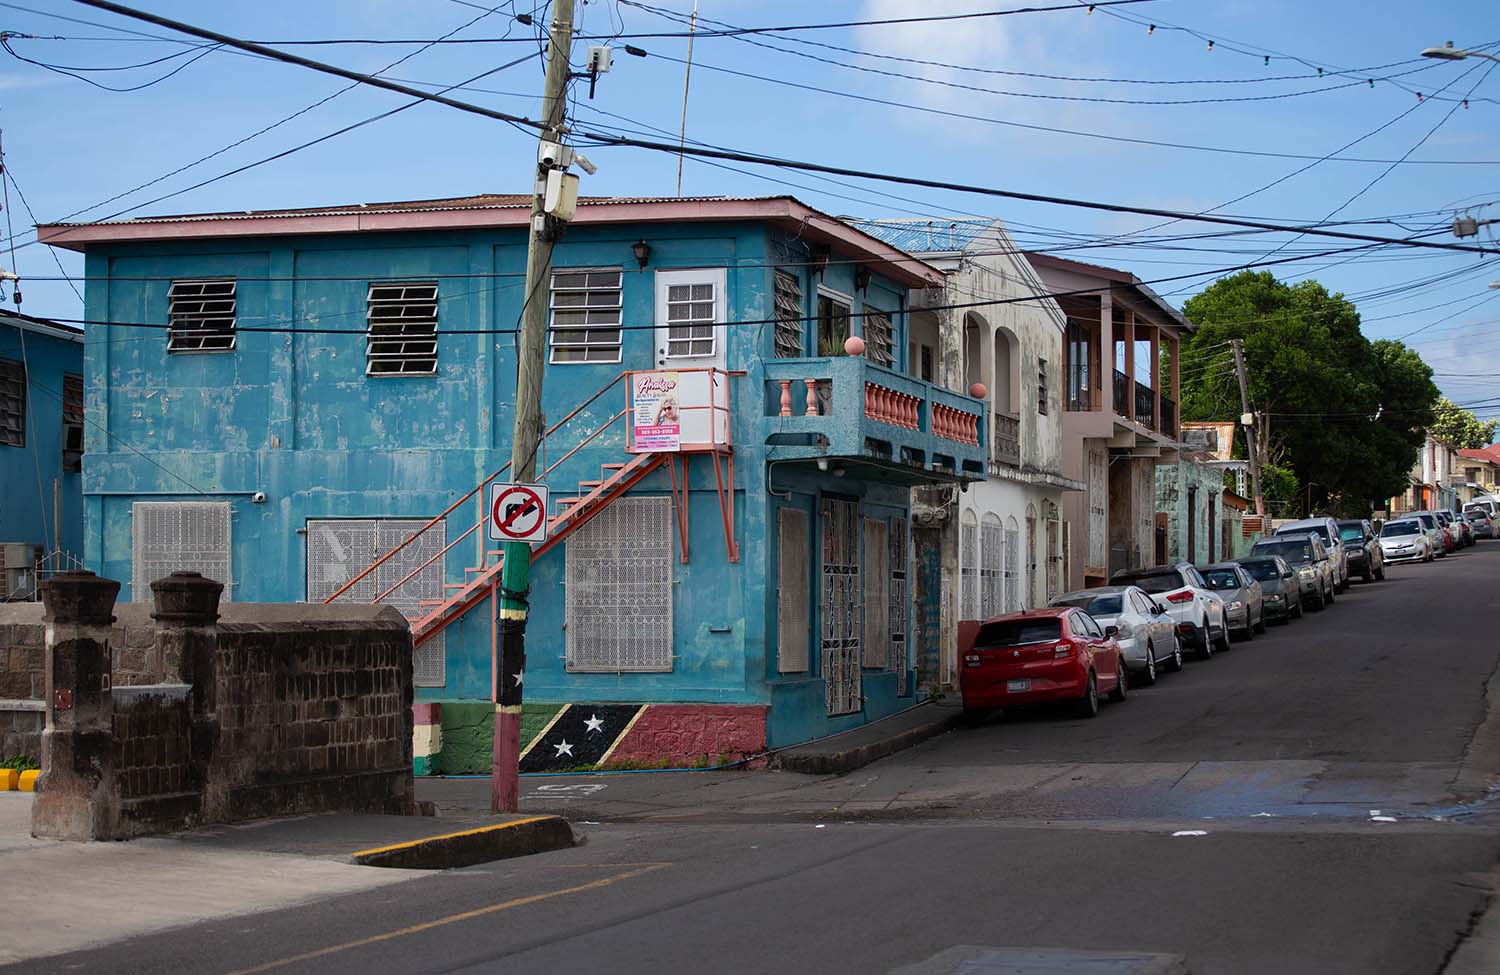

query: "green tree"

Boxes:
[1429, 396, 1498, 450]
[1180, 271, 1437, 516]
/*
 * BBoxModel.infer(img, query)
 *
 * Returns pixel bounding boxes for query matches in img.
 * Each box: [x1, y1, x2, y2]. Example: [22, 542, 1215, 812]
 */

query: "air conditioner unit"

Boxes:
[0, 543, 39, 601]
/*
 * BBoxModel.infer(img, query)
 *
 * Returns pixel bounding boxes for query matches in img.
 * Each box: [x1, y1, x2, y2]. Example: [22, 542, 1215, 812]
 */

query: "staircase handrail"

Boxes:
[323, 370, 627, 604]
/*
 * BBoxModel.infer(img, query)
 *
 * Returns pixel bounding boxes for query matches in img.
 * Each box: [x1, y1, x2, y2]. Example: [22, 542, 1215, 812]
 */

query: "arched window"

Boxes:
[993, 327, 1019, 416]
[963, 314, 988, 390]
[1025, 504, 1039, 609]
[1004, 515, 1021, 612]
[980, 513, 1003, 618]
[960, 509, 979, 621]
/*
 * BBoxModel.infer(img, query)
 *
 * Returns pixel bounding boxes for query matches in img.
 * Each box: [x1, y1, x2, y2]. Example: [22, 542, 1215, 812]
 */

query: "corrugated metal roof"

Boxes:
[850, 218, 997, 254]
[53, 193, 781, 227]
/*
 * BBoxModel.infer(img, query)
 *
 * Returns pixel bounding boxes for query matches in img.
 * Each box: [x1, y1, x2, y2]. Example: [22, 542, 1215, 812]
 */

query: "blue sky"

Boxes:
[3, 0, 1500, 412]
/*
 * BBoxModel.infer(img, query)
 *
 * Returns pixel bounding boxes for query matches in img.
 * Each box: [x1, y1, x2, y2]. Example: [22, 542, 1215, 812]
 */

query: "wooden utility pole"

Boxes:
[1231, 339, 1265, 517]
[494, 0, 576, 814]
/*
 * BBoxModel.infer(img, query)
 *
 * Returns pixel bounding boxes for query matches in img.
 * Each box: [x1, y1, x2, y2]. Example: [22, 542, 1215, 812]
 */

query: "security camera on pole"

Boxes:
[493, 0, 587, 814]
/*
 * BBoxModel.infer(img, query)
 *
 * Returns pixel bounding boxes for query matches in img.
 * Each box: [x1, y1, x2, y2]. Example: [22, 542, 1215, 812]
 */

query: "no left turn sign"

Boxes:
[488, 482, 550, 543]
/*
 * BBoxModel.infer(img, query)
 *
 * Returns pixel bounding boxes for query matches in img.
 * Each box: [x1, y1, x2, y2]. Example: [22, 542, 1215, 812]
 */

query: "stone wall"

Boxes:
[0, 700, 43, 760]
[31, 572, 416, 841]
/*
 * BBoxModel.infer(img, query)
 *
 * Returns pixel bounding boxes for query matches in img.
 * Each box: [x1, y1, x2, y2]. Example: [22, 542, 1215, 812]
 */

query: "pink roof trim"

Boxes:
[38, 194, 944, 288]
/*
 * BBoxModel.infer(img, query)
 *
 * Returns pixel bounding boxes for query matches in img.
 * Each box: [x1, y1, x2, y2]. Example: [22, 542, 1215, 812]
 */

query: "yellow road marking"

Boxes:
[350, 816, 559, 859]
[223, 862, 671, 975]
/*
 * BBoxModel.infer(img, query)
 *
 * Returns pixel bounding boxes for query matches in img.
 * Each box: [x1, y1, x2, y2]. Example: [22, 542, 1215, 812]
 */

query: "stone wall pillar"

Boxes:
[150, 572, 223, 817]
[31, 570, 121, 841]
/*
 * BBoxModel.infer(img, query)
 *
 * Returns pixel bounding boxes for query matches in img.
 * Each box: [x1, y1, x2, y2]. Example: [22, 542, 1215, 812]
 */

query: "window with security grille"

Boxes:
[566, 496, 673, 672]
[167, 279, 236, 352]
[960, 510, 978, 621]
[306, 518, 447, 686]
[366, 281, 438, 375]
[776, 507, 811, 673]
[62, 373, 83, 471]
[1005, 518, 1021, 613]
[0, 357, 23, 448]
[1026, 506, 1039, 608]
[980, 513, 1003, 618]
[863, 308, 895, 368]
[132, 501, 232, 602]
[773, 271, 804, 358]
[862, 518, 889, 668]
[549, 268, 623, 363]
[663, 279, 718, 358]
[889, 518, 909, 695]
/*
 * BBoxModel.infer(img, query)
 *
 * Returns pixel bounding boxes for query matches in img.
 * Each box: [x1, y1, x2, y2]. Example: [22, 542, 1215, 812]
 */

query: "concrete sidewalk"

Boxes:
[0, 791, 573, 967]
[769, 701, 962, 774]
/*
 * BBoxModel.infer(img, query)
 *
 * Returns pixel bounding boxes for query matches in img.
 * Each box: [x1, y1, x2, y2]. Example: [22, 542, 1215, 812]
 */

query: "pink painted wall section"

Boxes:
[607, 705, 767, 767]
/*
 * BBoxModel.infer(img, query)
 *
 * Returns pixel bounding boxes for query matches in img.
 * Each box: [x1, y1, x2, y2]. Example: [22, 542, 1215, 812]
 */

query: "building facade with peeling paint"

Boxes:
[855, 219, 1084, 690]
[40, 194, 989, 772]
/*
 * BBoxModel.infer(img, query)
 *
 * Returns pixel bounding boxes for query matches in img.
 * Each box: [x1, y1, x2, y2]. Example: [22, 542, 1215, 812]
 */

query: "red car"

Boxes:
[960, 608, 1128, 718]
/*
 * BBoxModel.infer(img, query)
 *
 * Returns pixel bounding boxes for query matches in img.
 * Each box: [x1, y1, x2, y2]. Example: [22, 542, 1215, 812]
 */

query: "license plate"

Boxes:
[1006, 679, 1031, 693]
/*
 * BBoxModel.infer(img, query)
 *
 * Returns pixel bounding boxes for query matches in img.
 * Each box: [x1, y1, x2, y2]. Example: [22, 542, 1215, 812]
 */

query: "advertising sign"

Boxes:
[631, 370, 681, 452]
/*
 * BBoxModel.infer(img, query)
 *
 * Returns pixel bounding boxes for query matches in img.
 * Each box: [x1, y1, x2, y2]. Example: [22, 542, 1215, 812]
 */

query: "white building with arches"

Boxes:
[856, 218, 1084, 689]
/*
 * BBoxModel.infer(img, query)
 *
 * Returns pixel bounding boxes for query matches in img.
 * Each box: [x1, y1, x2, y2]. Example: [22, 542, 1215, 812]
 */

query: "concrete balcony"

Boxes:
[763, 357, 987, 483]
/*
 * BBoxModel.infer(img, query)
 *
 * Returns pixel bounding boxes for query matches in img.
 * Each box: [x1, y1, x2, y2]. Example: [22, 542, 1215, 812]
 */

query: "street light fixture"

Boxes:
[1421, 41, 1500, 64]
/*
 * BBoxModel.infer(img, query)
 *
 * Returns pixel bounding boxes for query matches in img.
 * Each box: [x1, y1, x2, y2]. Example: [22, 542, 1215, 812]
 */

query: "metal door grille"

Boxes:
[132, 502, 232, 601]
[960, 511, 978, 621]
[889, 517, 909, 696]
[566, 496, 673, 672]
[1026, 507, 1039, 609]
[1004, 520, 1021, 613]
[821, 498, 861, 716]
[306, 518, 447, 686]
[1046, 517, 1061, 604]
[862, 518, 889, 669]
[776, 507, 811, 673]
[980, 514, 1003, 618]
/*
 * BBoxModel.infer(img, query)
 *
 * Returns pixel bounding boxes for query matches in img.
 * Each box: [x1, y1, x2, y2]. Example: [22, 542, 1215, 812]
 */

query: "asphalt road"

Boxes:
[13, 544, 1500, 975]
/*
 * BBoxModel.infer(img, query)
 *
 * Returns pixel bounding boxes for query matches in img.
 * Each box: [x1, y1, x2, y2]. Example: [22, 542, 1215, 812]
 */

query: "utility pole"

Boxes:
[494, 0, 577, 814]
[1231, 339, 1264, 518]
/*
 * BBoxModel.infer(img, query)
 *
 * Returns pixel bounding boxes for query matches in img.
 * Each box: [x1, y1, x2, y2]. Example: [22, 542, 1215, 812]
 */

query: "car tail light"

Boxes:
[1053, 642, 1074, 658]
[1165, 590, 1194, 604]
[964, 654, 980, 667]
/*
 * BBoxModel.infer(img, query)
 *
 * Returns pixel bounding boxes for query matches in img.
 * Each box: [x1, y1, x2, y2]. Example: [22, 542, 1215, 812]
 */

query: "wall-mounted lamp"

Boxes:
[854, 267, 871, 292]
[632, 240, 652, 269]
[810, 245, 831, 276]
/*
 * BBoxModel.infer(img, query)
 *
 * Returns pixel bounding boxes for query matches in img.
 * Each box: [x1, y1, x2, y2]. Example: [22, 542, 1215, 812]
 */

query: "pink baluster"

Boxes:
[804, 378, 819, 416]
[779, 380, 793, 417]
[864, 383, 875, 421]
[905, 395, 919, 430]
[876, 386, 890, 423]
[964, 412, 979, 445]
[934, 405, 948, 440]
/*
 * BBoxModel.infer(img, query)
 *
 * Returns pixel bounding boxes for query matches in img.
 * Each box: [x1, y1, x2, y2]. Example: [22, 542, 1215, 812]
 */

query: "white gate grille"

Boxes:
[889, 517, 909, 696]
[980, 513, 1003, 618]
[777, 507, 811, 673]
[306, 518, 447, 687]
[960, 510, 978, 621]
[862, 518, 889, 669]
[566, 497, 673, 672]
[821, 498, 861, 716]
[132, 502, 233, 601]
[1004, 518, 1021, 613]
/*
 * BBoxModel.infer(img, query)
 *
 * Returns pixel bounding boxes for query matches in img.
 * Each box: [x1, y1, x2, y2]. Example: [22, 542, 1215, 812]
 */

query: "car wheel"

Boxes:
[1109, 662, 1128, 703]
[1075, 671, 1100, 718]
[1292, 598, 1305, 619]
[1325, 581, 1336, 605]
[1167, 639, 1185, 672]
[1197, 620, 1213, 660]
[1375, 564, 1386, 581]
[1363, 569, 1374, 583]
[1254, 612, 1267, 634]
[1213, 624, 1231, 654]
[1140, 643, 1158, 686]
[1309, 588, 1325, 612]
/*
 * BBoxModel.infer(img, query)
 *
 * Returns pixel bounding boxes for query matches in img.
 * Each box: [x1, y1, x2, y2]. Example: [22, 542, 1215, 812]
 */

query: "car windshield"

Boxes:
[1382, 521, 1420, 537]
[1339, 527, 1363, 542]
[1202, 569, 1240, 591]
[1241, 560, 1282, 582]
[1254, 539, 1314, 563]
[973, 618, 1061, 649]
[1283, 524, 1331, 543]
[1417, 515, 1437, 529]
[1464, 506, 1485, 516]
[1116, 571, 1184, 594]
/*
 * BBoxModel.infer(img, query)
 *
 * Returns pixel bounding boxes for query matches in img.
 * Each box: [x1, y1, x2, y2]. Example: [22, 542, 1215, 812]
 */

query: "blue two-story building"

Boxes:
[41, 194, 987, 771]
[1, 310, 84, 600]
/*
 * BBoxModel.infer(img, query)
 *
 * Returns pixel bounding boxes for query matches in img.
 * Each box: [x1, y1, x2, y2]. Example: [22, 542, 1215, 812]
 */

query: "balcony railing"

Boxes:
[1160, 395, 1177, 438]
[763, 357, 987, 481]
[991, 412, 1020, 471]
[1134, 380, 1156, 431]
[1113, 370, 1130, 418]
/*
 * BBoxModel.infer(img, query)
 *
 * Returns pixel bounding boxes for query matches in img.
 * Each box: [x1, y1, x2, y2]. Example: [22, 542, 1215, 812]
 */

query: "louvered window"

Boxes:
[167, 279, 236, 353]
[131, 501, 232, 601]
[776, 507, 810, 673]
[566, 497, 673, 672]
[0, 357, 23, 447]
[306, 518, 447, 686]
[62, 373, 83, 471]
[863, 307, 895, 368]
[773, 271, 804, 358]
[550, 268, 623, 363]
[862, 518, 889, 668]
[366, 281, 439, 375]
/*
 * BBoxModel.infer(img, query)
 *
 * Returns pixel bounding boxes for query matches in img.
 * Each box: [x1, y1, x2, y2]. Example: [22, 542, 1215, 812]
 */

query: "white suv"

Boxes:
[1109, 562, 1229, 659]
[1275, 517, 1350, 592]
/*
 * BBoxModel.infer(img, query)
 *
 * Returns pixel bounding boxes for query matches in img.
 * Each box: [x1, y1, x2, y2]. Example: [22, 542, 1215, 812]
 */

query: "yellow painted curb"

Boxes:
[17, 770, 39, 792]
[351, 816, 556, 859]
[0, 769, 17, 791]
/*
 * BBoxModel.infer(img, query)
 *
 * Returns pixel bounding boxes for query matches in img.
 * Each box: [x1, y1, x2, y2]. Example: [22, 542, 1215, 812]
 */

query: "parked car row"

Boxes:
[957, 508, 1453, 719]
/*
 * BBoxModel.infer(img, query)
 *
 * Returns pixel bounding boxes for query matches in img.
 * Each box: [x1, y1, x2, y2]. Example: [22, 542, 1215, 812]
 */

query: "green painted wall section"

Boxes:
[436, 702, 563, 774]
